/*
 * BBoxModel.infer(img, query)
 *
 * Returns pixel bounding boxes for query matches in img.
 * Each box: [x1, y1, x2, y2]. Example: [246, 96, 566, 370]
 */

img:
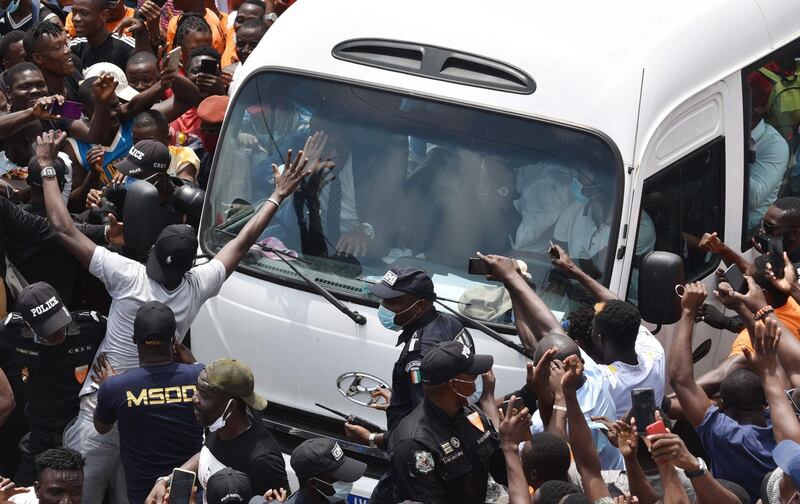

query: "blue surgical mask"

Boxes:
[468, 375, 483, 406]
[378, 304, 401, 331]
[571, 177, 588, 205]
[312, 479, 352, 503]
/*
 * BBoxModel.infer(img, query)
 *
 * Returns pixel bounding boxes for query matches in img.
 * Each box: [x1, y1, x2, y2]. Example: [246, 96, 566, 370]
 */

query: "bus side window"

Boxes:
[743, 43, 799, 239]
[626, 139, 725, 303]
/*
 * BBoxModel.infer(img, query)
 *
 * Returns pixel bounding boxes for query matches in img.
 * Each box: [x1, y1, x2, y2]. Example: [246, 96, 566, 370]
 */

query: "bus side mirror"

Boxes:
[638, 251, 685, 325]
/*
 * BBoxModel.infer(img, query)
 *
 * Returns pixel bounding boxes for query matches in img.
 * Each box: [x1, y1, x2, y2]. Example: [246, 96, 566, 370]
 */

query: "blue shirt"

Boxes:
[96, 362, 205, 504]
[696, 405, 777, 501]
[68, 119, 134, 185]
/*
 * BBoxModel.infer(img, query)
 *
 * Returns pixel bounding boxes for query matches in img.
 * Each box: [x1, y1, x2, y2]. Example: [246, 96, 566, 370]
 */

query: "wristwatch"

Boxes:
[685, 457, 708, 478]
[359, 222, 375, 240]
[265, 12, 278, 22]
[368, 432, 378, 448]
[41, 166, 57, 179]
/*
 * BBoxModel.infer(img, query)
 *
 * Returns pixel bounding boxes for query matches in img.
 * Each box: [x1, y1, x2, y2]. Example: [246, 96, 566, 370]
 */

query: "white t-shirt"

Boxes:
[584, 326, 666, 415]
[80, 247, 226, 396]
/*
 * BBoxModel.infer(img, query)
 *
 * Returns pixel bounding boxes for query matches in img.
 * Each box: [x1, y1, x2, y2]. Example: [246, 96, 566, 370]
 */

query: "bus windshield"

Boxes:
[201, 72, 624, 323]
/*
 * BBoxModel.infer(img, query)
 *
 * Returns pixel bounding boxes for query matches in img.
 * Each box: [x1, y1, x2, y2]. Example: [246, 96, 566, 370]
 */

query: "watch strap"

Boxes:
[685, 458, 707, 478]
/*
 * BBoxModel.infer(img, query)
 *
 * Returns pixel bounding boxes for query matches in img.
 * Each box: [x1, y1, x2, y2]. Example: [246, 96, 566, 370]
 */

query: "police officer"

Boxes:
[0, 282, 105, 485]
[384, 340, 509, 504]
[280, 438, 367, 504]
[346, 267, 473, 448]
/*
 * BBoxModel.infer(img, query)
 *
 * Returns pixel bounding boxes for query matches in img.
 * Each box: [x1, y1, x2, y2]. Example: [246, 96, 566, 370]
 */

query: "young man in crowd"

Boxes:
[0, 0, 61, 36]
[220, 0, 265, 67]
[284, 438, 367, 504]
[68, 0, 150, 70]
[146, 359, 289, 502]
[170, 46, 226, 145]
[0, 30, 25, 72]
[194, 94, 227, 188]
[65, 0, 135, 38]
[222, 18, 267, 81]
[23, 22, 83, 101]
[124, 51, 159, 93]
[93, 302, 204, 504]
[166, 0, 228, 54]
[132, 110, 200, 182]
[1, 283, 104, 485]
[36, 128, 308, 504]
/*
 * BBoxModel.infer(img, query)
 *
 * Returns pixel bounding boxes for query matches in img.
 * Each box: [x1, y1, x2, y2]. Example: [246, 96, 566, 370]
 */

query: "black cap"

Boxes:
[16, 282, 72, 338]
[290, 438, 367, 483]
[368, 267, 435, 301]
[133, 301, 175, 346]
[116, 140, 171, 176]
[146, 224, 197, 287]
[27, 156, 67, 188]
[206, 468, 253, 504]
[421, 341, 493, 385]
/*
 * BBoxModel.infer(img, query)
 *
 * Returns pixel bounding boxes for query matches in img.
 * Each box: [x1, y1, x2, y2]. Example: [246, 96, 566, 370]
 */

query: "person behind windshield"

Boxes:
[747, 105, 790, 231]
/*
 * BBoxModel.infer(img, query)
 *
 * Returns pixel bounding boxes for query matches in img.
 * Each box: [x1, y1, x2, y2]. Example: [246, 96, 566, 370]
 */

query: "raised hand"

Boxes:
[114, 15, 146, 35]
[90, 352, 117, 386]
[560, 354, 584, 395]
[498, 395, 532, 448]
[742, 318, 781, 376]
[92, 73, 119, 103]
[526, 347, 556, 402]
[105, 214, 124, 248]
[0, 477, 27, 500]
[369, 386, 391, 411]
[766, 252, 798, 295]
[548, 359, 566, 399]
[35, 129, 68, 166]
[263, 488, 287, 502]
[475, 252, 520, 283]
[550, 244, 580, 277]
[680, 282, 707, 314]
[698, 232, 724, 254]
[271, 148, 309, 202]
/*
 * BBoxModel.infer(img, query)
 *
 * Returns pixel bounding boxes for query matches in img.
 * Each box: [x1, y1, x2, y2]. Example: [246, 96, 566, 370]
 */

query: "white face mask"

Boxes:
[208, 398, 234, 432]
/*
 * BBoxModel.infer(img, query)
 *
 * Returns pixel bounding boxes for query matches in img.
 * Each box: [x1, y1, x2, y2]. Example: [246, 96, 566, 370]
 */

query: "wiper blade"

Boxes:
[256, 242, 367, 326]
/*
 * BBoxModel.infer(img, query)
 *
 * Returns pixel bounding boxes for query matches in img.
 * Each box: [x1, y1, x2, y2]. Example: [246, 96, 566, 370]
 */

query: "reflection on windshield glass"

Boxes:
[202, 73, 622, 322]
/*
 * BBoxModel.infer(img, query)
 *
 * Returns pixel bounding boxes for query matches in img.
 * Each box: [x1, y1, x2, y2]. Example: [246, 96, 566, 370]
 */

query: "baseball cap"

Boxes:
[83, 62, 138, 102]
[197, 95, 229, 124]
[774, 440, 800, 486]
[206, 468, 253, 504]
[133, 301, 175, 346]
[145, 224, 197, 287]
[116, 140, 171, 177]
[27, 156, 67, 188]
[290, 438, 366, 483]
[420, 341, 493, 385]
[368, 267, 435, 301]
[198, 358, 268, 411]
[16, 282, 72, 338]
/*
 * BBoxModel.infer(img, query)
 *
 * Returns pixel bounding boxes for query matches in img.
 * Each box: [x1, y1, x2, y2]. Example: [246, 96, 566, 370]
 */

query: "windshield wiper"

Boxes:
[255, 242, 367, 326]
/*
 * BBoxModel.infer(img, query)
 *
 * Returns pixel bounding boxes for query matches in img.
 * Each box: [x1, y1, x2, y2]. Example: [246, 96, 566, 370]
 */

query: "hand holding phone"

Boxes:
[165, 47, 182, 71]
[768, 236, 785, 279]
[169, 469, 195, 504]
[631, 388, 656, 436]
[723, 264, 748, 294]
[199, 58, 218, 75]
[468, 257, 490, 276]
[50, 100, 83, 120]
[548, 240, 560, 259]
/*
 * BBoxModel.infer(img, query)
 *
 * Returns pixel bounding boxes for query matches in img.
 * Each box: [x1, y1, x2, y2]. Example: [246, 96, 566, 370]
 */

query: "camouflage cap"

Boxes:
[198, 358, 268, 411]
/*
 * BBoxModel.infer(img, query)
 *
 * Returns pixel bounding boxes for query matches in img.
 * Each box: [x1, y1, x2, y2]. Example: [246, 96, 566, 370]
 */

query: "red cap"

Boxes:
[197, 95, 229, 124]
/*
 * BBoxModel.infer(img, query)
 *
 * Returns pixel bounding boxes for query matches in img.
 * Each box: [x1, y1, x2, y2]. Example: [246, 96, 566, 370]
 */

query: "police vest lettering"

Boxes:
[126, 385, 197, 407]
[30, 296, 59, 317]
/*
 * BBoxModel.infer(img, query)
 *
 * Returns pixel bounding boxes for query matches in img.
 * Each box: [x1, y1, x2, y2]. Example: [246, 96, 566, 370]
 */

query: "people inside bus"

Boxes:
[747, 108, 790, 230]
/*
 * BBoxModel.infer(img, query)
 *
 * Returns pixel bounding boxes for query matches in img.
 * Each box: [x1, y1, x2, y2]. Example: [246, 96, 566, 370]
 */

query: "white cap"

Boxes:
[82, 62, 138, 102]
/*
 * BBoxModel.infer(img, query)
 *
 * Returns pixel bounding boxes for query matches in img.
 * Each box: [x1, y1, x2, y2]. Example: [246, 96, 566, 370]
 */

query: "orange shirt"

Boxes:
[65, 6, 136, 38]
[729, 297, 800, 356]
[165, 8, 228, 55]
[221, 26, 237, 67]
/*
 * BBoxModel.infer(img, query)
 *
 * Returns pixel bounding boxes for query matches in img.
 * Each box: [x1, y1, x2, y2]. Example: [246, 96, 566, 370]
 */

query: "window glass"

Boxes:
[202, 72, 622, 322]
[743, 44, 799, 239]
[627, 139, 725, 303]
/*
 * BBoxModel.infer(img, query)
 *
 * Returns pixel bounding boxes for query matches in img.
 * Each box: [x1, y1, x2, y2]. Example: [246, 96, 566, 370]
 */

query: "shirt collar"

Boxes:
[752, 119, 767, 142]
[423, 397, 460, 425]
[395, 309, 439, 346]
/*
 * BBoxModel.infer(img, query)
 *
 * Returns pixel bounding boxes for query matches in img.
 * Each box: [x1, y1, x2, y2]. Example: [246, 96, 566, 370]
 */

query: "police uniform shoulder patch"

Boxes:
[450, 437, 460, 449]
[74, 364, 89, 384]
[3, 312, 24, 327]
[405, 360, 422, 384]
[414, 450, 434, 474]
[75, 311, 104, 324]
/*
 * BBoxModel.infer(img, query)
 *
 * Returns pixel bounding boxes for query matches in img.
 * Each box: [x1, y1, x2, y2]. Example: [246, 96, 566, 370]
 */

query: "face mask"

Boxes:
[313, 479, 352, 503]
[377, 299, 422, 331]
[33, 333, 61, 346]
[451, 378, 477, 405]
[0, 0, 20, 16]
[571, 177, 588, 205]
[207, 398, 233, 432]
[467, 375, 483, 405]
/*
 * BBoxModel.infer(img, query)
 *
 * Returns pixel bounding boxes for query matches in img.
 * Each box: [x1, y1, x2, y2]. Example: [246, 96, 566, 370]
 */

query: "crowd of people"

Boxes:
[0, 1, 800, 504]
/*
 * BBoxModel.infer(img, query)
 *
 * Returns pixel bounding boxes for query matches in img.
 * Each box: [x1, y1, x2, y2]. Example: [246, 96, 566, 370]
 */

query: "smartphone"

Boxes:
[468, 257, 489, 275]
[165, 47, 182, 71]
[169, 468, 195, 504]
[723, 263, 748, 294]
[769, 236, 785, 279]
[548, 240, 560, 259]
[631, 388, 656, 434]
[500, 397, 524, 415]
[645, 420, 668, 436]
[200, 58, 219, 75]
[50, 100, 83, 120]
[787, 388, 800, 415]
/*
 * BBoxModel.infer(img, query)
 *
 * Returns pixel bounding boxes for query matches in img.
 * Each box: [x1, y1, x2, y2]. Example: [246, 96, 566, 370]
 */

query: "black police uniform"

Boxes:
[387, 311, 472, 431]
[0, 310, 105, 484]
[386, 398, 507, 504]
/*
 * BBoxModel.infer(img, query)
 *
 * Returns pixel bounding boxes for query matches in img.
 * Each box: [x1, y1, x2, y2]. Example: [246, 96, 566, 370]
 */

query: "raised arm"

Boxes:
[214, 148, 308, 277]
[550, 244, 616, 302]
[0, 367, 14, 428]
[765, 253, 800, 384]
[153, 73, 203, 123]
[744, 318, 800, 443]
[498, 397, 534, 504]
[478, 253, 563, 346]
[561, 355, 609, 501]
[699, 232, 755, 275]
[668, 282, 712, 428]
[68, 73, 114, 144]
[38, 130, 98, 269]
[0, 95, 64, 139]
